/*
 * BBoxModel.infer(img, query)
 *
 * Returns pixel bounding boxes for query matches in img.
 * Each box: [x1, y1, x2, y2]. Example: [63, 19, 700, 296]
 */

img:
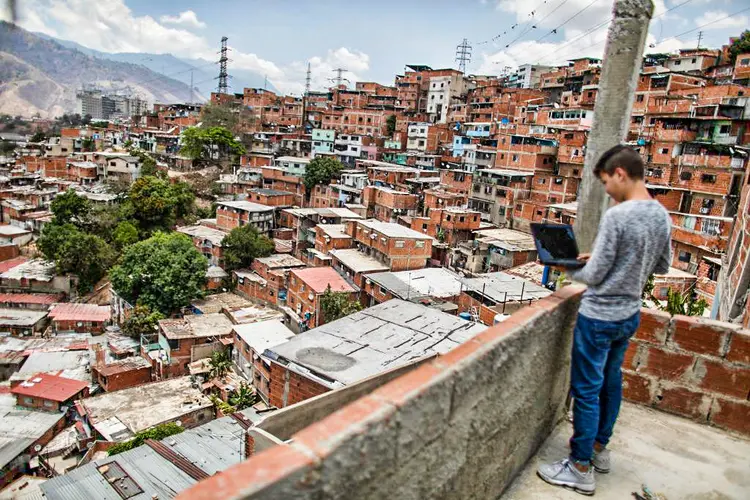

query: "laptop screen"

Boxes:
[533, 225, 579, 261]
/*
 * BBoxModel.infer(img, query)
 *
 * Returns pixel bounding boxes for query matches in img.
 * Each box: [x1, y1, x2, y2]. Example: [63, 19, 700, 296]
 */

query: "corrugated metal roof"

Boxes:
[161, 417, 245, 475]
[40, 445, 198, 500]
[12, 373, 88, 402]
[49, 303, 111, 323]
[291, 266, 355, 294]
[0, 393, 64, 470]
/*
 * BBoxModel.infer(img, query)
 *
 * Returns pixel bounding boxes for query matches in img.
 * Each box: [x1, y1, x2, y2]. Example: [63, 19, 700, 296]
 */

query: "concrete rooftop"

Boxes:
[502, 402, 750, 499]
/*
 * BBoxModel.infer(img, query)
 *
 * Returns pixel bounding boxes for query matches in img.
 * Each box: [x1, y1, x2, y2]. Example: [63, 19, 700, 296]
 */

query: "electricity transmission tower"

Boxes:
[305, 62, 312, 96]
[456, 38, 472, 74]
[217, 36, 229, 94]
[332, 68, 349, 88]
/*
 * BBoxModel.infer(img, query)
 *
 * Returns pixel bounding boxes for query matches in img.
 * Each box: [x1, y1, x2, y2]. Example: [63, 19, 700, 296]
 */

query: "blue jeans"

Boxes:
[569, 311, 640, 464]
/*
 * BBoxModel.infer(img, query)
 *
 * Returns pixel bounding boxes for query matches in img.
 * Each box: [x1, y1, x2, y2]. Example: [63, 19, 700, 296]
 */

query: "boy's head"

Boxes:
[593, 145, 645, 202]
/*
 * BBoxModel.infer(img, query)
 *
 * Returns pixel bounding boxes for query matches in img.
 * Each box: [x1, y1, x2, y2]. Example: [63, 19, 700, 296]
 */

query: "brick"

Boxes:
[696, 359, 750, 400]
[670, 316, 736, 357]
[622, 370, 653, 404]
[709, 397, 750, 437]
[639, 346, 695, 381]
[655, 385, 711, 420]
[623, 342, 640, 370]
[635, 309, 671, 345]
[726, 330, 750, 366]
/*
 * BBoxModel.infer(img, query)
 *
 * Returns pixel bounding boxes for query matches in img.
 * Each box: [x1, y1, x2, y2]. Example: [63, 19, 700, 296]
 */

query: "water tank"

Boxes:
[494, 313, 511, 325]
[458, 312, 472, 321]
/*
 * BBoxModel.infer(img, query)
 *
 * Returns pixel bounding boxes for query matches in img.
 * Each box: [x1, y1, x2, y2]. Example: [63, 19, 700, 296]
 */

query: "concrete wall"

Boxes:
[177, 285, 584, 500]
[623, 308, 750, 436]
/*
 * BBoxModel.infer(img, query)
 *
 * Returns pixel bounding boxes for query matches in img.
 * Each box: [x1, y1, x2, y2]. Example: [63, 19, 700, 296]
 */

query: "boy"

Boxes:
[537, 145, 672, 495]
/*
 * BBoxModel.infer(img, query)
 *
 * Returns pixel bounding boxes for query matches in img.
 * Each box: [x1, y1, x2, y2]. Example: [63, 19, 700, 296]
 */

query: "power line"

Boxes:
[472, 0, 550, 46]
[456, 38, 472, 73]
[535, 0, 600, 44]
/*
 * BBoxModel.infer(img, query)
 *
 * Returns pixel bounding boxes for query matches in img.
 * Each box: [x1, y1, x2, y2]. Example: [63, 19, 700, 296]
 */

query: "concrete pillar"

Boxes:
[574, 0, 654, 252]
[245, 430, 255, 459]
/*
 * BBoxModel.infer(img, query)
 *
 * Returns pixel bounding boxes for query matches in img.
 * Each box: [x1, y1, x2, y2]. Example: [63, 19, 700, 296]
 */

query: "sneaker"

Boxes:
[537, 458, 596, 496]
[592, 447, 610, 474]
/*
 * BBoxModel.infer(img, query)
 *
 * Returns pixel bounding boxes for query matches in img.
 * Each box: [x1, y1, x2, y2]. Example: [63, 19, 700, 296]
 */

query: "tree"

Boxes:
[180, 126, 246, 162]
[122, 304, 164, 339]
[228, 382, 258, 410]
[109, 232, 208, 315]
[209, 350, 232, 379]
[728, 30, 750, 65]
[81, 137, 96, 152]
[169, 181, 196, 219]
[319, 285, 363, 324]
[125, 176, 195, 233]
[0, 141, 16, 155]
[37, 223, 116, 292]
[303, 157, 344, 195]
[50, 190, 91, 226]
[113, 220, 139, 249]
[221, 224, 275, 272]
[386, 114, 397, 136]
[30, 130, 46, 143]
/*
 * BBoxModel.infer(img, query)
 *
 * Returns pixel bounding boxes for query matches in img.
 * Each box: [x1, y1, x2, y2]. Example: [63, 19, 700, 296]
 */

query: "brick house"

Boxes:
[234, 254, 306, 306]
[361, 185, 419, 223]
[287, 267, 357, 329]
[215, 200, 275, 234]
[246, 188, 296, 208]
[314, 224, 353, 255]
[177, 224, 229, 267]
[91, 357, 153, 392]
[48, 303, 111, 335]
[232, 319, 295, 405]
[345, 219, 433, 271]
[11, 373, 89, 412]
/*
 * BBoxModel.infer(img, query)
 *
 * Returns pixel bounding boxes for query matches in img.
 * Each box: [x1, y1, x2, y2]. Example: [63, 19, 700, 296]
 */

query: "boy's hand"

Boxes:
[577, 253, 591, 263]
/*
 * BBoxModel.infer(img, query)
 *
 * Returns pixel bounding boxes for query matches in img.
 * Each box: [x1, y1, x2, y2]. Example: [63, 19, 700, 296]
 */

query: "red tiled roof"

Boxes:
[0, 256, 27, 274]
[11, 372, 88, 402]
[291, 267, 355, 294]
[0, 293, 61, 305]
[48, 303, 111, 323]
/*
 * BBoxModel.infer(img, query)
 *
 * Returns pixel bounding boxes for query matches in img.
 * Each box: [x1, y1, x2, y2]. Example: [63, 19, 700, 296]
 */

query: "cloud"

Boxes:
[271, 48, 371, 95]
[695, 11, 749, 31]
[159, 10, 206, 29]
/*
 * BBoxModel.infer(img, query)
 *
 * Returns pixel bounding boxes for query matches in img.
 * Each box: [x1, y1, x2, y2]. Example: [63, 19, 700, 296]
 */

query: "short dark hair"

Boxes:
[593, 145, 644, 179]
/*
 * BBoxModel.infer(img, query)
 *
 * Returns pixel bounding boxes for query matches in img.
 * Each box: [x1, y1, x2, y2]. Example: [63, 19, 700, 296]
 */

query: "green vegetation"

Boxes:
[121, 304, 164, 339]
[229, 382, 258, 410]
[221, 224, 275, 272]
[180, 126, 246, 162]
[109, 232, 208, 315]
[303, 156, 344, 195]
[642, 275, 708, 317]
[208, 350, 232, 379]
[108, 422, 184, 456]
[386, 114, 397, 136]
[50, 189, 91, 227]
[120, 176, 195, 235]
[320, 285, 363, 324]
[728, 30, 750, 65]
[37, 223, 116, 292]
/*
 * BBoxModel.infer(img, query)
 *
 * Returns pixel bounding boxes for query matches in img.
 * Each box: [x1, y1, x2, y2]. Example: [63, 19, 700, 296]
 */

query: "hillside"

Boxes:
[0, 21, 195, 118]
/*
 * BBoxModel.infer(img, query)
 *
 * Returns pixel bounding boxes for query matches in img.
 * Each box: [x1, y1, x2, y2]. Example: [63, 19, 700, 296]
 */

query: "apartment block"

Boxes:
[345, 219, 433, 271]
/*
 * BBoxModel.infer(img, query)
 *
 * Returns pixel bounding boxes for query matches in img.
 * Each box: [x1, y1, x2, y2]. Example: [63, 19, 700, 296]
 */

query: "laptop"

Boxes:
[530, 223, 585, 269]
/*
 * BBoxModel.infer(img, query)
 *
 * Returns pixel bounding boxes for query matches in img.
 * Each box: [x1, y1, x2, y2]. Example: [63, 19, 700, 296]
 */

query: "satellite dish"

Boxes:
[175, 420, 183, 427]
[86, 442, 94, 449]
[34, 445, 42, 452]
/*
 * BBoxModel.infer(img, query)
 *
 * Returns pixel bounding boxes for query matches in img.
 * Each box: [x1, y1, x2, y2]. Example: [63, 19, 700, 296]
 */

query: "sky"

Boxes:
[3, 0, 749, 95]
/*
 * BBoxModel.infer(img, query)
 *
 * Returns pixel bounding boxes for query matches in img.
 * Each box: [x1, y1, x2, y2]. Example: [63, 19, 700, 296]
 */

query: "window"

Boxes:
[422, 223, 428, 230]
[660, 148, 669, 154]
[498, 207, 506, 216]
[691, 58, 697, 63]
[538, 178, 546, 184]
[516, 204, 522, 211]
[719, 124, 731, 134]
[701, 219, 721, 235]
[395, 240, 405, 248]
[555, 178, 563, 185]
[741, 58, 750, 66]
[678, 250, 691, 263]
[512, 154, 518, 162]
[701, 174, 716, 184]
[573, 169, 579, 176]
[707, 263, 720, 281]
[44, 400, 55, 408]
[680, 171, 692, 181]
[24, 397, 33, 404]
[674, 60, 681, 66]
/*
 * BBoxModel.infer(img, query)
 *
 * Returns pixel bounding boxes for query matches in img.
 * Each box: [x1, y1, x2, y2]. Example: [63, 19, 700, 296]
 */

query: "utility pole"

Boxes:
[574, 0, 654, 252]
[456, 38, 472, 74]
[217, 36, 229, 95]
[333, 68, 348, 88]
[189, 69, 194, 104]
[302, 62, 311, 129]
[697, 30, 703, 49]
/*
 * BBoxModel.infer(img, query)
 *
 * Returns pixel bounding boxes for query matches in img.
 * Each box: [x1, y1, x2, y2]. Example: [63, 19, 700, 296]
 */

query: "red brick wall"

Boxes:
[269, 362, 330, 408]
[93, 366, 152, 392]
[623, 309, 750, 436]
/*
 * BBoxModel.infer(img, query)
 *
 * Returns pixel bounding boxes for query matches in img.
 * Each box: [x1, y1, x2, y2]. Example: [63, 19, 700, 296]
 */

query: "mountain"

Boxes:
[0, 22, 198, 118]
[35, 33, 277, 97]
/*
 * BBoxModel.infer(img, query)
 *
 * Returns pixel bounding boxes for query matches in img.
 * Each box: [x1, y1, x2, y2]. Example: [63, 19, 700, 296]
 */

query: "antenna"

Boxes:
[456, 38, 472, 74]
[697, 30, 703, 49]
[305, 62, 312, 96]
[217, 36, 229, 94]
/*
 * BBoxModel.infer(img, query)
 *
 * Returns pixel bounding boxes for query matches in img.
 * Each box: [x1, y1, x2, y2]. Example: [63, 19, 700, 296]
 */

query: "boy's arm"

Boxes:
[654, 227, 672, 275]
[567, 211, 619, 286]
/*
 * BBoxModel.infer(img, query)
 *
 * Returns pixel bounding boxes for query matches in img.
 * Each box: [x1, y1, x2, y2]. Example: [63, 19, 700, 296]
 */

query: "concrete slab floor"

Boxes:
[502, 402, 750, 500]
